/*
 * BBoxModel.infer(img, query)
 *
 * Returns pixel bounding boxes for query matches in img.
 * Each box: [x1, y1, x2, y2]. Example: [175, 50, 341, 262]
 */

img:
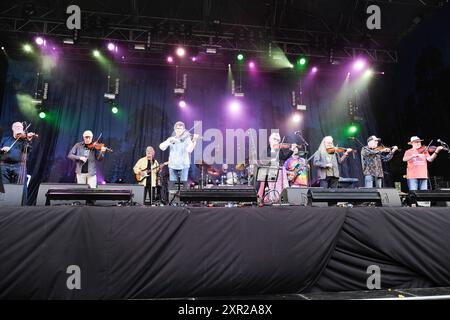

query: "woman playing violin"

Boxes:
[0, 122, 37, 184]
[67, 130, 107, 188]
[361, 135, 398, 188]
[403, 136, 443, 191]
[313, 136, 352, 188]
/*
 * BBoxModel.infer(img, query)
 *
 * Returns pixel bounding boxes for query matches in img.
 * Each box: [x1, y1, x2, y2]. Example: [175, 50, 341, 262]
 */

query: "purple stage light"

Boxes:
[107, 43, 115, 51]
[229, 100, 241, 113]
[248, 61, 255, 69]
[353, 59, 366, 71]
[101, 181, 107, 185]
[167, 56, 174, 63]
[311, 67, 318, 73]
[191, 56, 197, 62]
[292, 113, 302, 123]
[178, 100, 186, 108]
[35, 37, 45, 46]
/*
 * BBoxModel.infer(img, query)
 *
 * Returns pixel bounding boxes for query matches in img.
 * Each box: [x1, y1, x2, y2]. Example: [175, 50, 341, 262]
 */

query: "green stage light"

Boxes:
[93, 50, 100, 58]
[38, 111, 47, 119]
[298, 57, 307, 65]
[23, 44, 33, 53]
[111, 106, 119, 114]
[237, 53, 244, 61]
[346, 124, 360, 136]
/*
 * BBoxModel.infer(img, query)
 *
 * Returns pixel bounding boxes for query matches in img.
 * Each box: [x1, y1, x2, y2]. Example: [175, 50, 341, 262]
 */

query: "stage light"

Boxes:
[1, 46, 4, 51]
[229, 100, 241, 112]
[178, 100, 186, 108]
[311, 67, 318, 73]
[289, 64, 294, 69]
[237, 53, 244, 61]
[167, 56, 174, 63]
[93, 50, 100, 58]
[111, 106, 119, 114]
[191, 56, 197, 62]
[23, 44, 33, 53]
[176, 47, 186, 57]
[38, 111, 47, 119]
[35, 37, 45, 46]
[292, 113, 302, 123]
[353, 59, 366, 71]
[63, 38, 74, 45]
[364, 69, 374, 78]
[107, 43, 116, 51]
[298, 57, 307, 66]
[345, 123, 360, 136]
[248, 61, 255, 69]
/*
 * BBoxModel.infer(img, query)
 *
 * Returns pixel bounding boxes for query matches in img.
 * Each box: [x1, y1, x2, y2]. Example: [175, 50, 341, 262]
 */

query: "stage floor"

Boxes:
[1, 205, 449, 299]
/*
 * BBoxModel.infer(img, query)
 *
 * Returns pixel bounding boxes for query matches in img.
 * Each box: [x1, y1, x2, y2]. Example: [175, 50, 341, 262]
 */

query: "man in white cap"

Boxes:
[67, 130, 107, 188]
[361, 135, 398, 188]
[402, 136, 443, 190]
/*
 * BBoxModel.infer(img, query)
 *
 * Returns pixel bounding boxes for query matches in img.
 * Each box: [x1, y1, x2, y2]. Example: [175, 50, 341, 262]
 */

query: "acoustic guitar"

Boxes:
[135, 161, 169, 183]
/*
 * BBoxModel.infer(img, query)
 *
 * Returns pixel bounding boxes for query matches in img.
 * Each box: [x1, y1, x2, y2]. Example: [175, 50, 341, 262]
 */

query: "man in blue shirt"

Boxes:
[159, 121, 199, 191]
[0, 122, 34, 184]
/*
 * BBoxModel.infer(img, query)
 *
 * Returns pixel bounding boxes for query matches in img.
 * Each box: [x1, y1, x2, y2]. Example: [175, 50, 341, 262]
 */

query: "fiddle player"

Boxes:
[0, 122, 35, 184]
[67, 130, 107, 188]
[403, 136, 443, 191]
[159, 121, 199, 192]
[361, 135, 398, 188]
[313, 136, 352, 188]
[133, 146, 160, 204]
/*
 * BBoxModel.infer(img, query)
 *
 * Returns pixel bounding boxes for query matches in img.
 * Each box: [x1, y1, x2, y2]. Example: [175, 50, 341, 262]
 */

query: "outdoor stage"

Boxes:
[1, 205, 449, 299]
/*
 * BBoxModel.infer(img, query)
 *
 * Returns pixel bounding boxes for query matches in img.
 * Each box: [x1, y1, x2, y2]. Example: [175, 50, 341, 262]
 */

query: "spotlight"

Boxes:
[23, 44, 33, 53]
[237, 53, 244, 61]
[176, 47, 186, 57]
[289, 64, 294, 69]
[346, 124, 360, 136]
[363, 69, 374, 78]
[63, 38, 74, 45]
[178, 100, 186, 108]
[38, 111, 47, 119]
[248, 61, 255, 69]
[229, 100, 241, 112]
[311, 67, 318, 73]
[111, 106, 119, 114]
[107, 43, 116, 51]
[93, 50, 100, 58]
[191, 56, 197, 62]
[298, 57, 307, 65]
[167, 56, 174, 63]
[292, 113, 302, 123]
[353, 59, 366, 71]
[1, 46, 4, 51]
[134, 43, 146, 50]
[35, 37, 45, 46]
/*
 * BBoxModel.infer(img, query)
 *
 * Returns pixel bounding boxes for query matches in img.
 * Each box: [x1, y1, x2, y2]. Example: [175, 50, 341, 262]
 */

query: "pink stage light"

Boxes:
[176, 47, 186, 57]
[178, 100, 186, 108]
[311, 67, 318, 73]
[248, 61, 255, 69]
[353, 59, 366, 71]
[191, 56, 197, 62]
[107, 43, 116, 51]
[167, 56, 174, 63]
[292, 113, 302, 123]
[35, 37, 45, 46]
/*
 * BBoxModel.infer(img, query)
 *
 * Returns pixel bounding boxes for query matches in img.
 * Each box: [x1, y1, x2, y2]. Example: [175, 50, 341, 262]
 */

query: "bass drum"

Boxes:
[226, 172, 238, 185]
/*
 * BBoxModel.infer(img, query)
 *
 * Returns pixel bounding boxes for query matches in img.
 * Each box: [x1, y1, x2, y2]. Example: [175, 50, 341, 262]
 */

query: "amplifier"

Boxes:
[45, 188, 134, 205]
[179, 186, 257, 203]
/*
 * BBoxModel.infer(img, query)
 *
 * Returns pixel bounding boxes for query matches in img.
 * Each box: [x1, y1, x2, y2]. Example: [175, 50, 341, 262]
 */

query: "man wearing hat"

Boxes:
[67, 130, 107, 188]
[402, 136, 443, 190]
[361, 135, 398, 188]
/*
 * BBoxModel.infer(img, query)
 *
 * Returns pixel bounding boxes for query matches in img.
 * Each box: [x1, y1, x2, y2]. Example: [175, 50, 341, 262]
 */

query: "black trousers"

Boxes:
[319, 177, 339, 188]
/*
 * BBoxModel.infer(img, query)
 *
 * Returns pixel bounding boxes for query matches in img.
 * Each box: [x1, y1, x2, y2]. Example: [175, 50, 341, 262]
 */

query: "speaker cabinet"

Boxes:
[0, 184, 24, 206]
[280, 187, 309, 206]
[308, 188, 402, 207]
[97, 184, 145, 205]
[36, 183, 89, 205]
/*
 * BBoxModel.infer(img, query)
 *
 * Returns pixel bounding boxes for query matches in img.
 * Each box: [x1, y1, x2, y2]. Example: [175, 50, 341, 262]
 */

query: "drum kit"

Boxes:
[196, 162, 253, 187]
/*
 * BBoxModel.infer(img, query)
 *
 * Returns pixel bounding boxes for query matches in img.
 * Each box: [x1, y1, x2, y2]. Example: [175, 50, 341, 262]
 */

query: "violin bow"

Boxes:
[5, 122, 32, 153]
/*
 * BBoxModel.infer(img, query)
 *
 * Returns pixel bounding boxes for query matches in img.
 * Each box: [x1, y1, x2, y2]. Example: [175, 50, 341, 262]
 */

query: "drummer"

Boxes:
[284, 145, 309, 187]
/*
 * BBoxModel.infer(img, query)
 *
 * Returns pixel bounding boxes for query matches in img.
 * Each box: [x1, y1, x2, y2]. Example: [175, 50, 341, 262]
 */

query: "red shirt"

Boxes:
[404, 148, 430, 179]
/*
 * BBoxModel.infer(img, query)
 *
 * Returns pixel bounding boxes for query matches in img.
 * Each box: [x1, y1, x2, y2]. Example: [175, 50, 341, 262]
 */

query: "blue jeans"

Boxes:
[407, 178, 428, 191]
[364, 175, 383, 188]
[168, 167, 189, 191]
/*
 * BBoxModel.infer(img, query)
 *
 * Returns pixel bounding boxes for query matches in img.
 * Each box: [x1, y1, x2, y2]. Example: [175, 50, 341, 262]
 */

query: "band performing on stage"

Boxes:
[2, 119, 449, 206]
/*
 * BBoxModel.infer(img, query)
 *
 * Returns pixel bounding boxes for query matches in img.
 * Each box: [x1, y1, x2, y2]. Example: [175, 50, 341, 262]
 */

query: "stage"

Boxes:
[1, 205, 449, 299]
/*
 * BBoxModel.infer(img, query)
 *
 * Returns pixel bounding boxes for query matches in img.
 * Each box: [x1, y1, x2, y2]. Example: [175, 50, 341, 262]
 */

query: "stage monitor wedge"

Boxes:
[97, 184, 145, 205]
[308, 188, 402, 207]
[0, 184, 24, 206]
[36, 183, 89, 206]
[280, 187, 309, 206]
[408, 189, 450, 207]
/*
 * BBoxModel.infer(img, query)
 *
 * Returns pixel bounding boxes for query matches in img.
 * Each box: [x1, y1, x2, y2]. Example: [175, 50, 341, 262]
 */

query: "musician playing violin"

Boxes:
[159, 121, 199, 192]
[403, 136, 443, 191]
[67, 130, 107, 188]
[361, 135, 398, 188]
[313, 136, 352, 188]
[0, 122, 36, 184]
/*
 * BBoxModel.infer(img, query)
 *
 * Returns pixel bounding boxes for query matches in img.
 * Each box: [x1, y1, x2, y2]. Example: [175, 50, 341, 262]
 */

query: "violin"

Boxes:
[86, 142, 113, 153]
[371, 146, 401, 152]
[14, 132, 39, 140]
[417, 145, 448, 154]
[326, 147, 353, 154]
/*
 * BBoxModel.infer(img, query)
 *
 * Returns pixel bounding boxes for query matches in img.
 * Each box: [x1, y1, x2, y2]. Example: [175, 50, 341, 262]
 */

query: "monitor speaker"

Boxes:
[280, 187, 309, 206]
[0, 183, 24, 206]
[97, 184, 145, 205]
[407, 189, 450, 207]
[307, 188, 402, 207]
[36, 183, 89, 205]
